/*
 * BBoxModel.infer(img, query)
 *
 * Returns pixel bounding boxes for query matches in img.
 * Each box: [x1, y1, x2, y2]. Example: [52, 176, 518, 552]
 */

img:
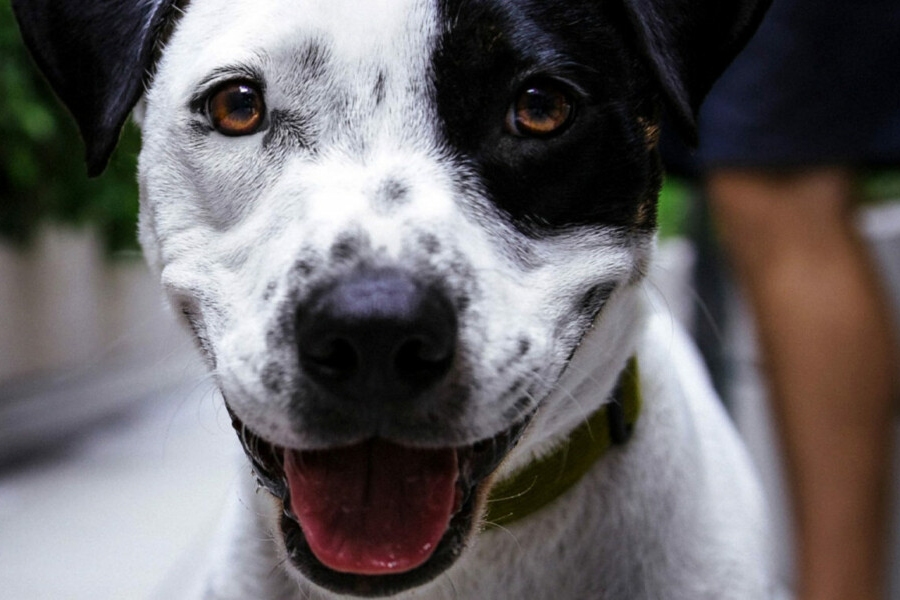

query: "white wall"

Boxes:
[0, 226, 187, 382]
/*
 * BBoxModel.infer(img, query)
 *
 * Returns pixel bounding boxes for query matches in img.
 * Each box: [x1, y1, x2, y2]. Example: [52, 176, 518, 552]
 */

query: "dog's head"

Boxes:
[15, 0, 768, 595]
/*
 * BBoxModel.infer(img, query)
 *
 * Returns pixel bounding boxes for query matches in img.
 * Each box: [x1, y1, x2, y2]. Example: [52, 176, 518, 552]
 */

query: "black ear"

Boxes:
[621, 0, 771, 143]
[12, 0, 180, 176]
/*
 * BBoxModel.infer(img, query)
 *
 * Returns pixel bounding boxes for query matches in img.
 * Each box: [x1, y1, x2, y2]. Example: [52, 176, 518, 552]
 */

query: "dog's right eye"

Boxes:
[206, 81, 266, 136]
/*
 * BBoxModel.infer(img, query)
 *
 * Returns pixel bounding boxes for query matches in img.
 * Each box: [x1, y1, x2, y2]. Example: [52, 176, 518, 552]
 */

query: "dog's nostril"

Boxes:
[301, 337, 360, 380]
[394, 335, 454, 383]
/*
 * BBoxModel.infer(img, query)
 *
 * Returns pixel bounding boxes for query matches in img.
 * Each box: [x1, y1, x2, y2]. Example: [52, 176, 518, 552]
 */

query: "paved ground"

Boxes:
[2, 202, 900, 599]
[0, 357, 239, 600]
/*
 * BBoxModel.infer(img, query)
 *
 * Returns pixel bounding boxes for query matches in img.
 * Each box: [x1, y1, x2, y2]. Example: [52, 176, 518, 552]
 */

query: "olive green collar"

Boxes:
[484, 356, 641, 528]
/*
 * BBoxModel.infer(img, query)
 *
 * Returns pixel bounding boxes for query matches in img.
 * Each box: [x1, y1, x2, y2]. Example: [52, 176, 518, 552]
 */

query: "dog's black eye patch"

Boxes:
[432, 1, 662, 231]
[506, 79, 576, 138]
[206, 80, 266, 136]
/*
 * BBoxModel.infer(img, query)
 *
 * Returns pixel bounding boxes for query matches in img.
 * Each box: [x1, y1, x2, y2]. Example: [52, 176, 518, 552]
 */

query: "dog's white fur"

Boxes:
[133, 0, 775, 597]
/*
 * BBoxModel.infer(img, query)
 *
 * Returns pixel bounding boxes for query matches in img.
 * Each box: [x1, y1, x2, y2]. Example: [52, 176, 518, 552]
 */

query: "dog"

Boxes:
[14, 0, 777, 597]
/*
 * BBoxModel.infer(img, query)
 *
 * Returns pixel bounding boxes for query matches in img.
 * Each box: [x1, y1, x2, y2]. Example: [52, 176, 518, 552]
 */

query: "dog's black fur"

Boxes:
[13, 0, 769, 183]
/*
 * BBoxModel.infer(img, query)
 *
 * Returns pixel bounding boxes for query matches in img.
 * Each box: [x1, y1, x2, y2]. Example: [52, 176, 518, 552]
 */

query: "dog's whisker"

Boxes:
[483, 520, 525, 553]
[484, 475, 540, 505]
[436, 566, 462, 600]
[550, 361, 610, 424]
[641, 278, 684, 342]
[269, 553, 300, 592]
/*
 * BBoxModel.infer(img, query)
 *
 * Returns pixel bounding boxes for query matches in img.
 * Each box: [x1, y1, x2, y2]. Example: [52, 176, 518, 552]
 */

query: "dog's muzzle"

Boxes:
[226, 268, 533, 596]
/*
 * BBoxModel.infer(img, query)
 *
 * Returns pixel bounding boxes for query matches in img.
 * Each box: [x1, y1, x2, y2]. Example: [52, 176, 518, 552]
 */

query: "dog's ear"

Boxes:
[11, 0, 180, 176]
[620, 0, 771, 143]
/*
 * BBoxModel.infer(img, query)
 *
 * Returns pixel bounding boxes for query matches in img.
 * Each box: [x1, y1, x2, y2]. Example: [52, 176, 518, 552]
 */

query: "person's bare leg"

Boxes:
[707, 168, 897, 600]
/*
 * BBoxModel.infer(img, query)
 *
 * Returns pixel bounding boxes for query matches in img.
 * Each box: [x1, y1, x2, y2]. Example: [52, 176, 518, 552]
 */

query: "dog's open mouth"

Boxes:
[227, 407, 531, 596]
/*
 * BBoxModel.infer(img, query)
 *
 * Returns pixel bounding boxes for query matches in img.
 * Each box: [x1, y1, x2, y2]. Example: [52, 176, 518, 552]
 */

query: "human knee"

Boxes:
[705, 168, 857, 265]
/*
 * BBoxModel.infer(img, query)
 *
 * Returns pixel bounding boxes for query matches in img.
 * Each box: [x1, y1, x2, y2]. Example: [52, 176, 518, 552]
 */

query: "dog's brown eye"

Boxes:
[507, 82, 575, 137]
[207, 81, 265, 136]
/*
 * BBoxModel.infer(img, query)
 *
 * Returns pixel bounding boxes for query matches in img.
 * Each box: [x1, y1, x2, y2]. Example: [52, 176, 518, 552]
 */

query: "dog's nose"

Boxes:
[295, 269, 457, 403]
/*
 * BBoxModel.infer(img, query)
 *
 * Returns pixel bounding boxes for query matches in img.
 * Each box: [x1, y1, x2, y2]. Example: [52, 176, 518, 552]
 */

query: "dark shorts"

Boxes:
[695, 0, 900, 169]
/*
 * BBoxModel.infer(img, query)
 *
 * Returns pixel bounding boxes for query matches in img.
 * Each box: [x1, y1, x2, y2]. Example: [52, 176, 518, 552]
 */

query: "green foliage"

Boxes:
[657, 177, 693, 239]
[0, 5, 141, 253]
[862, 171, 900, 204]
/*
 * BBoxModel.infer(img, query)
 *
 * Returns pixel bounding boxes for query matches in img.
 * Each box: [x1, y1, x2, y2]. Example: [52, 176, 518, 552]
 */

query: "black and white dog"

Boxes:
[14, 0, 776, 598]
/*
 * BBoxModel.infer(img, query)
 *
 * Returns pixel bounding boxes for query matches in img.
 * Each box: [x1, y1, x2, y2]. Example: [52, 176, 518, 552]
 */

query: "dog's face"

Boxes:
[137, 2, 658, 591]
[13, 0, 769, 595]
[140, 0, 661, 446]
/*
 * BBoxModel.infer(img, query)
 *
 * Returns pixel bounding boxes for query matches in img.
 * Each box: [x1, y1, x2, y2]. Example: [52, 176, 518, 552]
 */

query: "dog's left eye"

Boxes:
[207, 81, 266, 136]
[506, 81, 575, 138]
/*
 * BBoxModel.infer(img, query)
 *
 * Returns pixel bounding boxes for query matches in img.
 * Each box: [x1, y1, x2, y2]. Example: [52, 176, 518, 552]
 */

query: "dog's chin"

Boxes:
[226, 405, 532, 597]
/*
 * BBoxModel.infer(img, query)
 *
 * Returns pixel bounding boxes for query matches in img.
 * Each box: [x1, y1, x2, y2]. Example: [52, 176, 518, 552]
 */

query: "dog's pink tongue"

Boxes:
[284, 440, 458, 575]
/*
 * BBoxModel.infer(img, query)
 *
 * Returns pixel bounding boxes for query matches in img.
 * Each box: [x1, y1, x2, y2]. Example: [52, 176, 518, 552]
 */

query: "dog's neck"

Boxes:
[479, 283, 648, 526]
[483, 355, 641, 527]
[508, 282, 647, 466]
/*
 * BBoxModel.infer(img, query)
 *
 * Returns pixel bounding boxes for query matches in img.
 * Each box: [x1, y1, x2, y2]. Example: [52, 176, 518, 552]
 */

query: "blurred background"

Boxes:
[0, 5, 238, 598]
[2, 2, 900, 599]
